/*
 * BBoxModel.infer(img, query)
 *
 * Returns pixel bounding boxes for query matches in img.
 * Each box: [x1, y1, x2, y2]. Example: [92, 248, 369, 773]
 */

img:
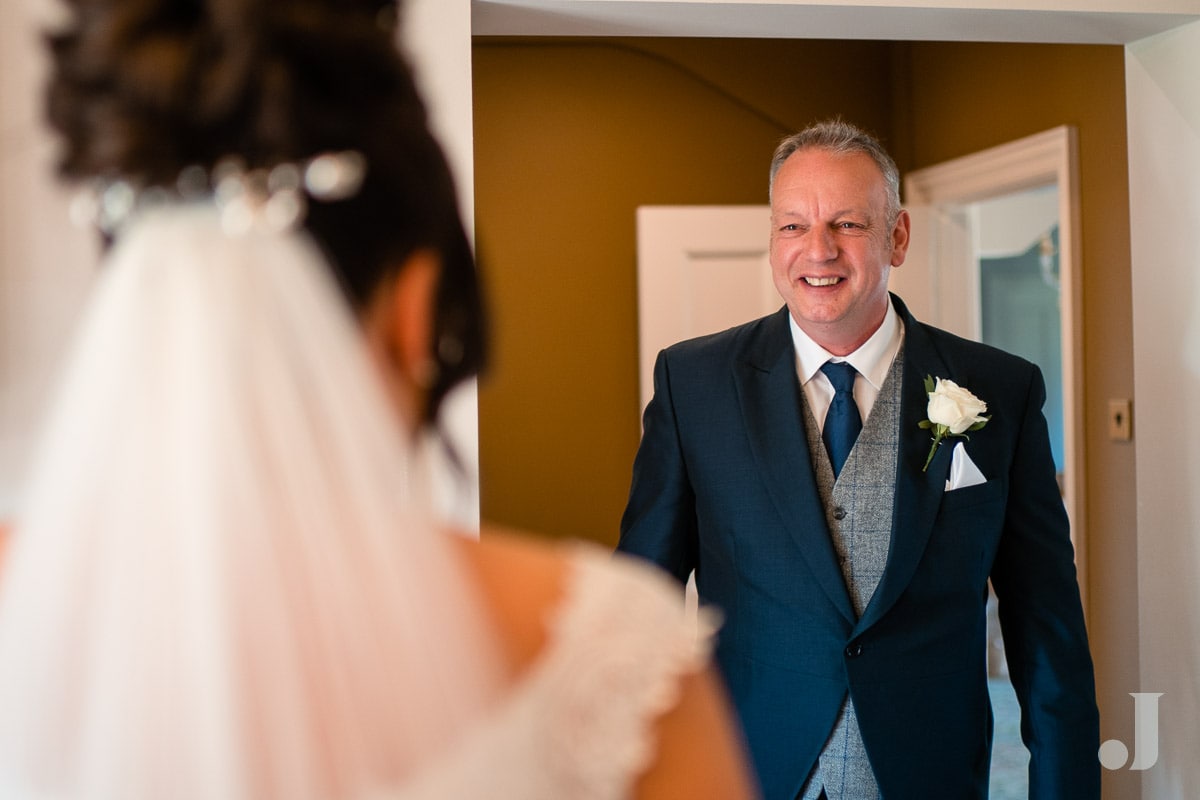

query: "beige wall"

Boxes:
[474, 36, 1137, 796]
[1127, 20, 1200, 798]
[0, 3, 99, 519]
[403, 0, 482, 528]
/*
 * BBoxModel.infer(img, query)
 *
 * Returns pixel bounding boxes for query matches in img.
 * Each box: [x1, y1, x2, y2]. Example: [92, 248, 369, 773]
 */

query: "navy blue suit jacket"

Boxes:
[618, 295, 1099, 799]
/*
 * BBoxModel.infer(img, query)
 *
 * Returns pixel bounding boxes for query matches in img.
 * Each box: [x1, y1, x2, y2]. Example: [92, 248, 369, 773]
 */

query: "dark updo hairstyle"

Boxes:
[45, 0, 486, 427]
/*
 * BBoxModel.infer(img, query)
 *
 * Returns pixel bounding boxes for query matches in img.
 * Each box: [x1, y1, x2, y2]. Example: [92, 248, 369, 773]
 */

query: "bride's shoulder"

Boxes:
[451, 528, 685, 670]
[450, 529, 757, 800]
[450, 526, 569, 668]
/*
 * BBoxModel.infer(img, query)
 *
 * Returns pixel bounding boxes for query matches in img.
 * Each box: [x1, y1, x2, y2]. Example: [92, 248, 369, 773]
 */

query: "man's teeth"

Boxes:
[804, 277, 841, 287]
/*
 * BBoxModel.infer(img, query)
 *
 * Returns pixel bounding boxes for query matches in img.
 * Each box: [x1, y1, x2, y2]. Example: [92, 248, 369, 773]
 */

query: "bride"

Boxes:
[0, 1, 756, 798]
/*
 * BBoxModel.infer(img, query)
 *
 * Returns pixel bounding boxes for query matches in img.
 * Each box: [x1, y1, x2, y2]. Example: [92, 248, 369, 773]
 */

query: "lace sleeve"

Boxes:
[527, 545, 719, 799]
[388, 544, 718, 800]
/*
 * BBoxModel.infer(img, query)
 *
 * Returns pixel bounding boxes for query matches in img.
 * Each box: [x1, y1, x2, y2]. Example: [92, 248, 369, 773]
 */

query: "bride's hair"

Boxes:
[46, 0, 486, 425]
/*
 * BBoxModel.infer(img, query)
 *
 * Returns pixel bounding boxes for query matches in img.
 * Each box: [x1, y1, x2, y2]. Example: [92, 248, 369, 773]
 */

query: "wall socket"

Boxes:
[1108, 399, 1133, 441]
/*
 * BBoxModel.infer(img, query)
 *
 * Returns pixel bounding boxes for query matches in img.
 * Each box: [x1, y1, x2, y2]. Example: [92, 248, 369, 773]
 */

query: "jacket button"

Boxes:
[832, 506, 847, 520]
[845, 642, 864, 658]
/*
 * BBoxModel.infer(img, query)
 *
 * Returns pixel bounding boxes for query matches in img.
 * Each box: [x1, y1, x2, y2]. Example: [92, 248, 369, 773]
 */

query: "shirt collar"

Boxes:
[790, 299, 904, 390]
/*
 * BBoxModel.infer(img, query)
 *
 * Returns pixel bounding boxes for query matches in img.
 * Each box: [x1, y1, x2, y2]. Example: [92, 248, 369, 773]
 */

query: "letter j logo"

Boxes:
[1099, 692, 1163, 771]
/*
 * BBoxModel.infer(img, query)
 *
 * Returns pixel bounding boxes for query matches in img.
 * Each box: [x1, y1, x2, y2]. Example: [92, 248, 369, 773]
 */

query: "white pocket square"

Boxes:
[945, 441, 987, 491]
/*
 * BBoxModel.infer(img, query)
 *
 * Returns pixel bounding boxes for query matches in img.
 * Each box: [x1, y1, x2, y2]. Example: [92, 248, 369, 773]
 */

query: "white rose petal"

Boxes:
[927, 378, 988, 435]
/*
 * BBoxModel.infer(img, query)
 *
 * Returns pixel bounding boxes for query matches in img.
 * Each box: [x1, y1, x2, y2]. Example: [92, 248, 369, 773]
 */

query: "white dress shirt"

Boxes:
[789, 300, 905, 432]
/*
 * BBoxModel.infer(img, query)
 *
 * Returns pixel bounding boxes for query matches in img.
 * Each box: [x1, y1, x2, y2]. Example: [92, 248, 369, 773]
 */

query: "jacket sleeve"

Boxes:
[990, 363, 1100, 799]
[616, 349, 698, 586]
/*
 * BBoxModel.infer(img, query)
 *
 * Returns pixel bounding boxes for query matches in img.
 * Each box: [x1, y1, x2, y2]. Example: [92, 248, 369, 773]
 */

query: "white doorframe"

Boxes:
[902, 127, 1086, 607]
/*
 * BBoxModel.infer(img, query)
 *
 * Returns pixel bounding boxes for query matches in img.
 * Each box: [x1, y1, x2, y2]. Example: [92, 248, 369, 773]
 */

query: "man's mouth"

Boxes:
[803, 276, 843, 287]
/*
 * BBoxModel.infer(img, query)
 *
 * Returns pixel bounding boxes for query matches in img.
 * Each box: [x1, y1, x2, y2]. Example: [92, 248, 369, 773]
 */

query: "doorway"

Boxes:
[900, 126, 1085, 595]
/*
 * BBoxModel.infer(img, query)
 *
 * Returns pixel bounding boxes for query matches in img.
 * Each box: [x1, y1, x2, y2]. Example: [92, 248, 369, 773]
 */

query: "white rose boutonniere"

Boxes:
[919, 375, 990, 472]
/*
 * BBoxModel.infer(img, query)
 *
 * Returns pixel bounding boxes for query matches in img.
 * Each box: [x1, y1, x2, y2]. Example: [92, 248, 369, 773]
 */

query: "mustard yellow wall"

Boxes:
[473, 39, 1135, 795]
[472, 37, 894, 544]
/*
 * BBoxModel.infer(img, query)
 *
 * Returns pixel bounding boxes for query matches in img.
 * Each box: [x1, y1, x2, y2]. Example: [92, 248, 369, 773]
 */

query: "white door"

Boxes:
[636, 205, 775, 413]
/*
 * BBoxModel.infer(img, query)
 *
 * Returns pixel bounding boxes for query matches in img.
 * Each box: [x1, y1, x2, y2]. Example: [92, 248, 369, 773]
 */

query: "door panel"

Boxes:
[636, 205, 774, 413]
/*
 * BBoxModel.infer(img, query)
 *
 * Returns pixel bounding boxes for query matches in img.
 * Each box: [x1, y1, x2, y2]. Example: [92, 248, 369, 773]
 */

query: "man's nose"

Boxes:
[803, 227, 837, 262]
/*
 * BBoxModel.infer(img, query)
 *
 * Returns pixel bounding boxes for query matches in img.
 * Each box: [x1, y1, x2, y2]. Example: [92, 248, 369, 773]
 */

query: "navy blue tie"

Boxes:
[820, 361, 862, 478]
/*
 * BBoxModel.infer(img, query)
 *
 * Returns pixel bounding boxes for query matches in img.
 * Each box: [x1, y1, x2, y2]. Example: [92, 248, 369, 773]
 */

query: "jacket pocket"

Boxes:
[939, 477, 1006, 513]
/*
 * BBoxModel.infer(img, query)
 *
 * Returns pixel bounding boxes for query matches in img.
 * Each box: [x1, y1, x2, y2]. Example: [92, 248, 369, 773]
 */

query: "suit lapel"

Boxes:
[734, 308, 856, 625]
[856, 295, 953, 634]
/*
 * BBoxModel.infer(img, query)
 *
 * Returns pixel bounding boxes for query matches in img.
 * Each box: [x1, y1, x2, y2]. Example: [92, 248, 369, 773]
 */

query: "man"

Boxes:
[617, 119, 1099, 799]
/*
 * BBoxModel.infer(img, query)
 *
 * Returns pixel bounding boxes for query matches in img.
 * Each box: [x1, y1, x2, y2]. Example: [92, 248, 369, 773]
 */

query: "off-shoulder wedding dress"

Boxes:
[0, 206, 707, 799]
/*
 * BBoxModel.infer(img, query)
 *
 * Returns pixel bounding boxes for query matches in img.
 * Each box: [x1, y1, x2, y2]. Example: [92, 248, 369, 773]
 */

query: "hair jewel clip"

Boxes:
[69, 150, 367, 236]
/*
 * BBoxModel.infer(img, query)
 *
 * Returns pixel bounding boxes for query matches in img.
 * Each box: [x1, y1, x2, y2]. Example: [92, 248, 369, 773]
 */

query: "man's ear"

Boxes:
[890, 209, 912, 267]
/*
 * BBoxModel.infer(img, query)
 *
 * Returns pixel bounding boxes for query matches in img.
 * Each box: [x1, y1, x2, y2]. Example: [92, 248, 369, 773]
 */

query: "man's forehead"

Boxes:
[776, 148, 883, 177]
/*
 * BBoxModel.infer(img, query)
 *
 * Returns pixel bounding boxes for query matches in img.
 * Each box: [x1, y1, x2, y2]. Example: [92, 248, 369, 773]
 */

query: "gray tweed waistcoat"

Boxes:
[798, 347, 904, 800]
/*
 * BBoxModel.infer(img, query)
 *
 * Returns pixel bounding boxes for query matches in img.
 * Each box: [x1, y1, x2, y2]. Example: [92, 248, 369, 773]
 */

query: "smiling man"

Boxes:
[618, 119, 1099, 800]
[768, 140, 907, 358]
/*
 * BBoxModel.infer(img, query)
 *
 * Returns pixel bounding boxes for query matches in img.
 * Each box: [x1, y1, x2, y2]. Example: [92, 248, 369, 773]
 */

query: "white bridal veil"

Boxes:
[0, 206, 504, 798]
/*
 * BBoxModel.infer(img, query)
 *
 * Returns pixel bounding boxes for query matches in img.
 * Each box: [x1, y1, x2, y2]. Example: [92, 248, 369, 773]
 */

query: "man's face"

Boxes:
[769, 148, 910, 355]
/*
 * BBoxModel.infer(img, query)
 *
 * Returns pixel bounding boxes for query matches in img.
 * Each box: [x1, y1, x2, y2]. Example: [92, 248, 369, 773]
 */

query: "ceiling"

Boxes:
[472, 0, 1200, 45]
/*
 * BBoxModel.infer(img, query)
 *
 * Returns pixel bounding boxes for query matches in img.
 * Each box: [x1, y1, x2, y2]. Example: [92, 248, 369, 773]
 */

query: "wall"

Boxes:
[0, 1, 99, 520]
[1127, 20, 1200, 798]
[474, 36, 1140, 795]
[472, 37, 893, 543]
[404, 0, 482, 527]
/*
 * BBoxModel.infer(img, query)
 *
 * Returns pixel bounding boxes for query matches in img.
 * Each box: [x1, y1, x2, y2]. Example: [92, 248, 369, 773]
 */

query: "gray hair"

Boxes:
[769, 119, 902, 225]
